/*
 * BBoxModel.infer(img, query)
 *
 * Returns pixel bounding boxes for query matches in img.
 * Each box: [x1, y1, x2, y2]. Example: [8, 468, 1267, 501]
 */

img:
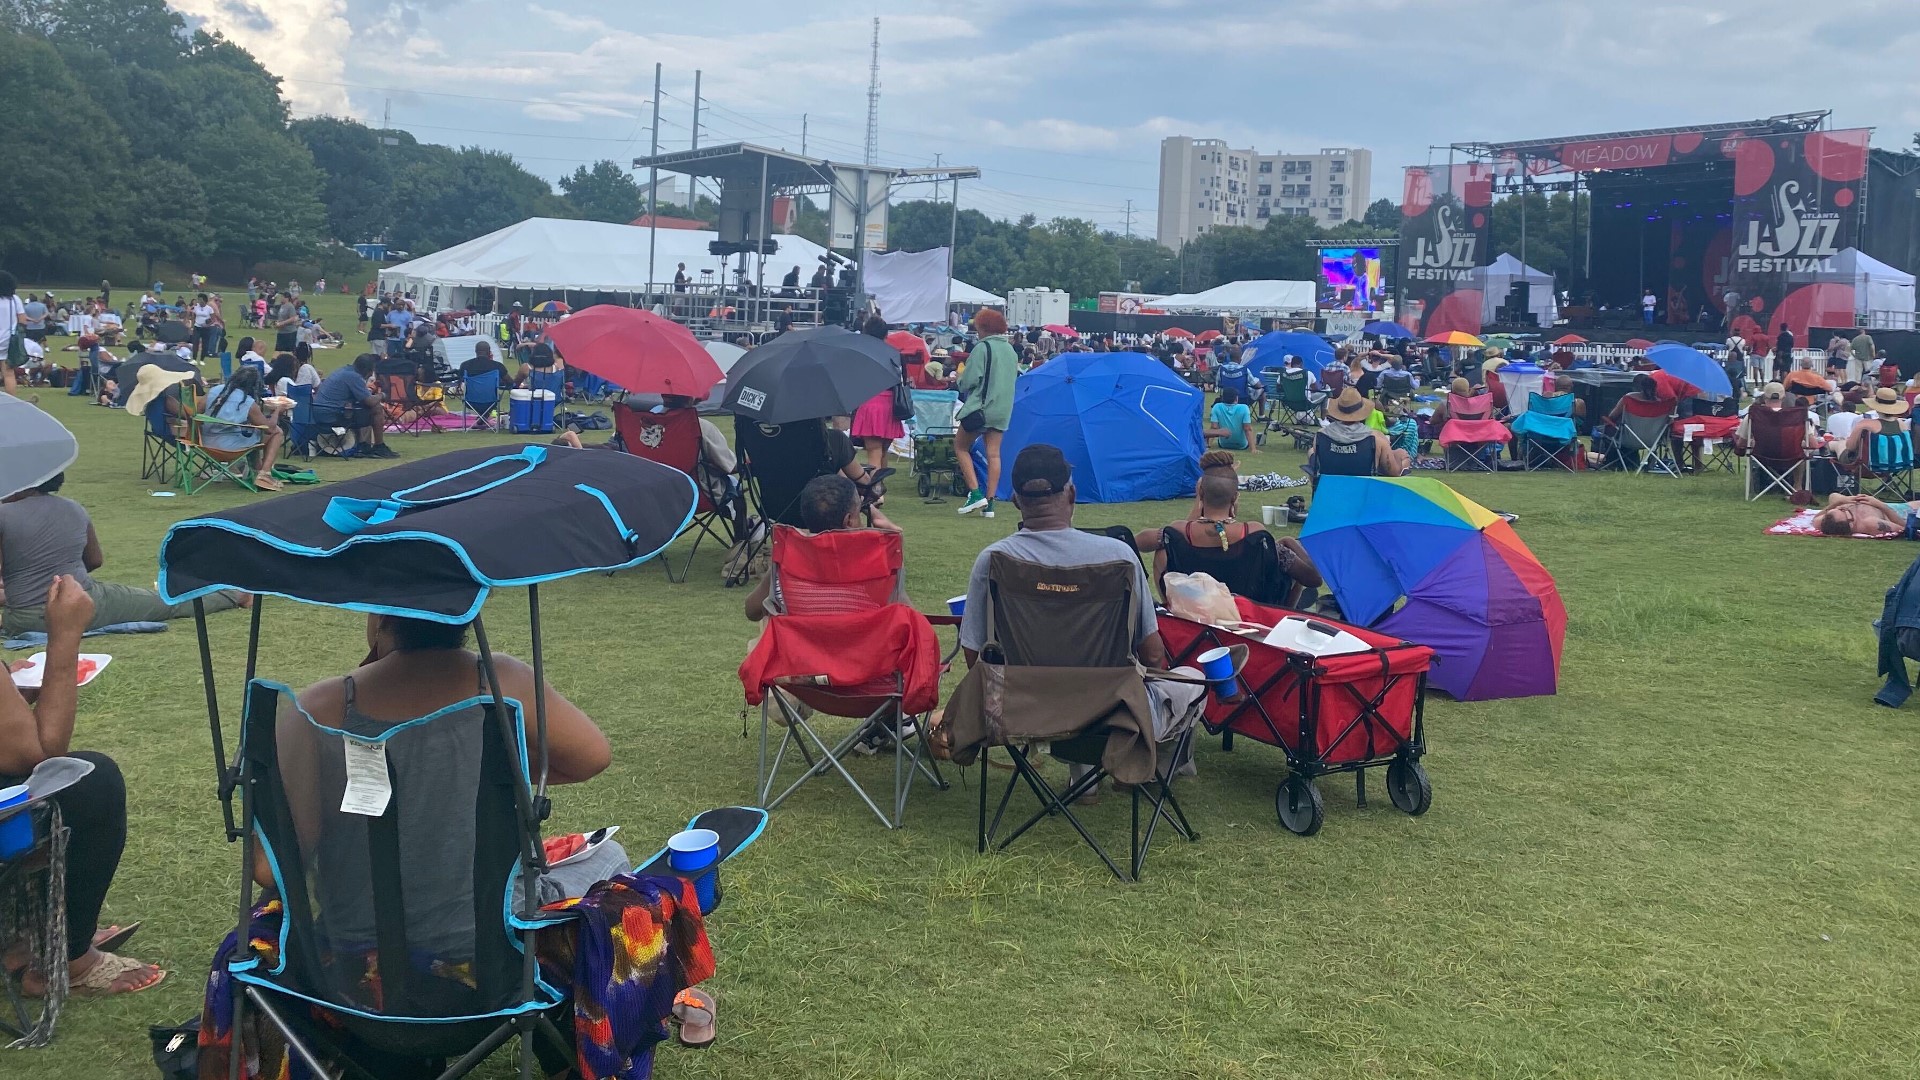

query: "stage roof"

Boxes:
[1452, 111, 1830, 160]
[633, 142, 979, 194]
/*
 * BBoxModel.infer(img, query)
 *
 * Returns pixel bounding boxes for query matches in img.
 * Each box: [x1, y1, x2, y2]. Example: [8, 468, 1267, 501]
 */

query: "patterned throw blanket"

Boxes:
[198, 876, 713, 1080]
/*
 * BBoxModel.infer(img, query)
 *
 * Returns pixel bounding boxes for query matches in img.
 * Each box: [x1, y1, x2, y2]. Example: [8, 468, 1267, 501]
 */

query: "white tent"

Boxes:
[1829, 248, 1915, 330]
[378, 217, 833, 311]
[949, 278, 1003, 307]
[1471, 253, 1557, 327]
[1152, 279, 1316, 314]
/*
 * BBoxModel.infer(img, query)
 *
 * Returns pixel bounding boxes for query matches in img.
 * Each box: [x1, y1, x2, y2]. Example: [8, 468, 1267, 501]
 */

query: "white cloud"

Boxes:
[174, 0, 353, 114]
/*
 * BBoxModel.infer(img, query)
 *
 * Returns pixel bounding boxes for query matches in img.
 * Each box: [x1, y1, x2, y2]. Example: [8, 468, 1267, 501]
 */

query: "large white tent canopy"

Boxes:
[380, 217, 1002, 315]
[1152, 279, 1316, 315]
[1470, 252, 1558, 327]
[1823, 248, 1915, 329]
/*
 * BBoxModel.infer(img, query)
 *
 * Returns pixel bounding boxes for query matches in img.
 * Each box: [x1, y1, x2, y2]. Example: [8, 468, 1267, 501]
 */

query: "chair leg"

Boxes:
[995, 748, 1129, 882]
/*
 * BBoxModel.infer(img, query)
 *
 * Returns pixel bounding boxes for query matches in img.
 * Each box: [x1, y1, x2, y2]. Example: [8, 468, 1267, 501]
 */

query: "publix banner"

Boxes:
[1724, 129, 1869, 342]
[1397, 162, 1494, 337]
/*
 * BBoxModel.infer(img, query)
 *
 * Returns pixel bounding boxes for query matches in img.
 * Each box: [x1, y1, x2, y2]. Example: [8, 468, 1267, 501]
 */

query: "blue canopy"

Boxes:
[994, 353, 1204, 504]
[1364, 321, 1413, 340]
[1645, 342, 1733, 397]
[1242, 330, 1335, 376]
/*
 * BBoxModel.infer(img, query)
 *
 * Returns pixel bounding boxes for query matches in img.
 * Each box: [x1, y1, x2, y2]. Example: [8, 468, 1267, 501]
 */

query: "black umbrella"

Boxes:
[112, 350, 200, 408]
[158, 444, 697, 622]
[721, 326, 900, 424]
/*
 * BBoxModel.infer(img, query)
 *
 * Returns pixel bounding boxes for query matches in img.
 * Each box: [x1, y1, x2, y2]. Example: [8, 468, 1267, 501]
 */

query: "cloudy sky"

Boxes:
[178, 0, 1919, 237]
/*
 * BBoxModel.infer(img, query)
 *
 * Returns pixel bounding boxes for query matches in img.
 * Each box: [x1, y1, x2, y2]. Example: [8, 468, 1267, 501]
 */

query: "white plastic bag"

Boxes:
[1163, 571, 1240, 626]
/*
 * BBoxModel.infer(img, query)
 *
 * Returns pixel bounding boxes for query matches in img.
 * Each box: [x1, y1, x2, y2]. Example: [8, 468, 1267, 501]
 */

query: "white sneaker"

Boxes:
[958, 490, 989, 515]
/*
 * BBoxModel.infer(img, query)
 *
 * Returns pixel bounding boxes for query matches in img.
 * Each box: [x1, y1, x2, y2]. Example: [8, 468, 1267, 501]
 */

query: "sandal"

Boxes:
[672, 988, 716, 1048]
[70, 950, 165, 997]
[93, 922, 141, 954]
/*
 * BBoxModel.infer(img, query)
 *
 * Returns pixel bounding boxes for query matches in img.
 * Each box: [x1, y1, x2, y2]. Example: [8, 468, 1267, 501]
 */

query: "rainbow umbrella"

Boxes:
[1300, 476, 1565, 701]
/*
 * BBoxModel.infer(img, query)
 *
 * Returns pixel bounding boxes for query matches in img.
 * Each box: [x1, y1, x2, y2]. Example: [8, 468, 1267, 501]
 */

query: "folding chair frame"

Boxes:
[0, 801, 67, 1048]
[757, 682, 947, 829]
[1859, 460, 1915, 502]
[662, 494, 735, 584]
[1743, 454, 1806, 500]
[1620, 416, 1681, 477]
[141, 429, 178, 485]
[197, 595, 576, 1080]
[1443, 442, 1499, 473]
[1163, 621, 1429, 837]
[977, 726, 1198, 883]
[1518, 433, 1578, 473]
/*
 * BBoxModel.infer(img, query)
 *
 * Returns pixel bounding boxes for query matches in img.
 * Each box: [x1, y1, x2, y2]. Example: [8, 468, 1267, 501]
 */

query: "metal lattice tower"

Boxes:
[864, 18, 880, 165]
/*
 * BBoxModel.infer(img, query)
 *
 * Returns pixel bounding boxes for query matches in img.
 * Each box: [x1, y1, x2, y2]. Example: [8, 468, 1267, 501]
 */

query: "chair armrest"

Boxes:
[924, 614, 962, 627]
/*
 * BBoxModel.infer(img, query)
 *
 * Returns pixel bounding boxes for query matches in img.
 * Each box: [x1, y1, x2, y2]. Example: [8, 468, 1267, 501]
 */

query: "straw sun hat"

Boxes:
[1867, 386, 1911, 417]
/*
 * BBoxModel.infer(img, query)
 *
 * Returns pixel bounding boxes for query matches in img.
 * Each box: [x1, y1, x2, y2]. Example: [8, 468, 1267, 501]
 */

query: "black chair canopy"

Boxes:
[158, 444, 696, 622]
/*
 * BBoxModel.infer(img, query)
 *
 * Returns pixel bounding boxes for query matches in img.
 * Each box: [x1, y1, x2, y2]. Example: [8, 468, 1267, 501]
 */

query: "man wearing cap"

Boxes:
[957, 444, 1206, 790]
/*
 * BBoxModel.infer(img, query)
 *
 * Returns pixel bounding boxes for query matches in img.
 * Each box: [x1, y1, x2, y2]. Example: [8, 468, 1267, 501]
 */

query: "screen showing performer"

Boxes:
[1319, 247, 1383, 311]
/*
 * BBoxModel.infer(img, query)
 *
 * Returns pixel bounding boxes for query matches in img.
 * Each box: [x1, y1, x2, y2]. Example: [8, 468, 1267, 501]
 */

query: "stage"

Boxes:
[1395, 112, 1919, 342]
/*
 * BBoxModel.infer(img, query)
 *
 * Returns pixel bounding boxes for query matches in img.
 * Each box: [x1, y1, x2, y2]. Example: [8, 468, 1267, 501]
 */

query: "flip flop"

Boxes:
[672, 988, 715, 1048]
[70, 951, 165, 997]
[93, 922, 140, 954]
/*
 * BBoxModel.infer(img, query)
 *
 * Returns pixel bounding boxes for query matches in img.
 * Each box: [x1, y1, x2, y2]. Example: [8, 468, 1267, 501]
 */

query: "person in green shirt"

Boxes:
[954, 308, 1019, 518]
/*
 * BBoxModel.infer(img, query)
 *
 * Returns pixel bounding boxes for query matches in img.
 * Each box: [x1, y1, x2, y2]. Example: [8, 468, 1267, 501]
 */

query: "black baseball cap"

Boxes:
[1011, 444, 1072, 497]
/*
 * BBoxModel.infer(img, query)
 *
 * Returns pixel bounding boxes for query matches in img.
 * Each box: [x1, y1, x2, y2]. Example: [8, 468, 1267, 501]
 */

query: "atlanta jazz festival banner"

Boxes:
[1397, 128, 1870, 339]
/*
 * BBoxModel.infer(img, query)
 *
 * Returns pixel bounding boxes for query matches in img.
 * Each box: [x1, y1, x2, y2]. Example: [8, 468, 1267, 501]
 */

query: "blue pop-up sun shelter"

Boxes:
[993, 352, 1204, 503]
[1241, 330, 1336, 377]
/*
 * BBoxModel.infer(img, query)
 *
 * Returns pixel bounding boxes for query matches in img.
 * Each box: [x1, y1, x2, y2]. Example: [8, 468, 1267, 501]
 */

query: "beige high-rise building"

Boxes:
[1157, 137, 1372, 248]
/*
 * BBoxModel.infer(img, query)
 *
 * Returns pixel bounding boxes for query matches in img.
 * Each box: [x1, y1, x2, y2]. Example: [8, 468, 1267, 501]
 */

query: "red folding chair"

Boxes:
[1736, 405, 1811, 500]
[1438, 392, 1510, 472]
[616, 405, 734, 582]
[738, 526, 948, 828]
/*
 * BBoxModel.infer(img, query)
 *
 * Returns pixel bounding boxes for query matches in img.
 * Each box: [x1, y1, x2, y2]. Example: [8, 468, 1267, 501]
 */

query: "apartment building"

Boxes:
[1157, 137, 1372, 248]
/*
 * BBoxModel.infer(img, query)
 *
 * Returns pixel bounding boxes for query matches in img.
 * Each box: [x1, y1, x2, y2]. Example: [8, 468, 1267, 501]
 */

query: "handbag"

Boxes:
[4, 299, 24, 368]
[891, 378, 913, 422]
[149, 1018, 200, 1079]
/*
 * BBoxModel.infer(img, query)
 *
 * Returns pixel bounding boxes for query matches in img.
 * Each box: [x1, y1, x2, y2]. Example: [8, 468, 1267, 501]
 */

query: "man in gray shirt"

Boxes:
[0, 474, 241, 634]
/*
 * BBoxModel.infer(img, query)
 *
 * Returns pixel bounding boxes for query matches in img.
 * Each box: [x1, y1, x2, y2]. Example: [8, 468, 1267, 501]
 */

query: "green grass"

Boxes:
[14, 287, 1920, 1078]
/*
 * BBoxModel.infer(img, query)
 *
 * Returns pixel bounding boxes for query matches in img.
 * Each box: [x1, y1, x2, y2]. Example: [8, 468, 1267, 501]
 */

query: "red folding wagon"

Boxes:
[1159, 597, 1435, 836]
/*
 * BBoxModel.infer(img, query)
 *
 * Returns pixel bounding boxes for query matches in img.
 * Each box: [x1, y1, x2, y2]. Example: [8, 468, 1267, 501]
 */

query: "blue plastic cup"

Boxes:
[947, 595, 967, 616]
[1197, 646, 1241, 700]
[667, 828, 721, 912]
[0, 785, 33, 860]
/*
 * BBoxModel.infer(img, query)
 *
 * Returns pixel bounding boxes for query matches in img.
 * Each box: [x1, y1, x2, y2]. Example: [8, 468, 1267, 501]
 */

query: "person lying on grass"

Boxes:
[1, 575, 164, 997]
[1814, 493, 1914, 537]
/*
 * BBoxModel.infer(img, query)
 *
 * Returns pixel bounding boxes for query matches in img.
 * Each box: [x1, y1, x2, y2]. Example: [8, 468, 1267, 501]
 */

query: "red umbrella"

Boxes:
[885, 330, 931, 364]
[1552, 333, 1587, 345]
[543, 305, 722, 397]
[1164, 327, 1196, 339]
[1624, 337, 1655, 350]
[1041, 323, 1079, 339]
[1196, 329, 1223, 342]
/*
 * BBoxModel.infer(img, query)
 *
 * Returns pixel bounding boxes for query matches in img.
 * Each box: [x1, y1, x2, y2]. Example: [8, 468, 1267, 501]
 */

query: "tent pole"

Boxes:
[946, 175, 958, 323]
[756, 154, 769, 325]
[647, 62, 662, 305]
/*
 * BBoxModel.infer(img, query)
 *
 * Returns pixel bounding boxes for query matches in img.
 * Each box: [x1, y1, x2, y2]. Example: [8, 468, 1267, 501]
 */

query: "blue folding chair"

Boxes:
[287, 383, 347, 459]
[462, 370, 504, 431]
[1511, 392, 1579, 472]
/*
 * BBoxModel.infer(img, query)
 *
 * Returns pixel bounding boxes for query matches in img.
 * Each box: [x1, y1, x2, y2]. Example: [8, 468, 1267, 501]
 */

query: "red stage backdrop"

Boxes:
[1399, 127, 1870, 338]
[1398, 163, 1494, 337]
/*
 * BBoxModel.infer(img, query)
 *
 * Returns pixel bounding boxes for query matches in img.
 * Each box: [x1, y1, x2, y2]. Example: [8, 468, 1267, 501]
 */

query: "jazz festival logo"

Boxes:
[1736, 180, 1841, 275]
[1405, 204, 1479, 282]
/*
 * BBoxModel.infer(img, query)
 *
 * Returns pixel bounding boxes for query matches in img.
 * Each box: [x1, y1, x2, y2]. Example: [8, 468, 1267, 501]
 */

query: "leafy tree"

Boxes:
[387, 145, 557, 254]
[120, 157, 209, 281]
[1362, 198, 1400, 231]
[1105, 234, 1179, 294]
[559, 159, 643, 223]
[1008, 217, 1120, 299]
[0, 30, 130, 272]
[1489, 190, 1585, 286]
[289, 116, 394, 243]
[196, 120, 327, 268]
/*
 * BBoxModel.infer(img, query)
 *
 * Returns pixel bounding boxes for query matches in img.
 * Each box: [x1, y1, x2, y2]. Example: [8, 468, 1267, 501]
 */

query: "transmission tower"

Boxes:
[864, 18, 880, 165]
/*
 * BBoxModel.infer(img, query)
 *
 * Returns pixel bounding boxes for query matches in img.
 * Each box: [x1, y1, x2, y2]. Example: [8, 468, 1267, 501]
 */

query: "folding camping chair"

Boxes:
[1310, 431, 1378, 489]
[1157, 525, 1305, 610]
[739, 526, 947, 828]
[1438, 392, 1508, 472]
[731, 416, 850, 581]
[1851, 418, 1916, 501]
[287, 383, 348, 459]
[381, 371, 436, 435]
[1511, 391, 1579, 472]
[177, 386, 266, 494]
[1270, 369, 1319, 449]
[0, 758, 95, 1048]
[1376, 368, 1415, 404]
[460, 369, 504, 431]
[140, 396, 180, 483]
[965, 553, 1207, 882]
[614, 405, 735, 582]
[1738, 405, 1811, 500]
[1617, 400, 1681, 477]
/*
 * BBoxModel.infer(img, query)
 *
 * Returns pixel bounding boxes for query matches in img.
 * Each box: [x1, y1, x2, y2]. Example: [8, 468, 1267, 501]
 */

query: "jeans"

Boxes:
[2, 580, 240, 636]
[1, 751, 126, 961]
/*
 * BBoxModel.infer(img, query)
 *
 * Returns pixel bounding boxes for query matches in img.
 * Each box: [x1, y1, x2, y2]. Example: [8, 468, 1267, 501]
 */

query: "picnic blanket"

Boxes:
[1768, 504, 1909, 539]
[4, 621, 167, 650]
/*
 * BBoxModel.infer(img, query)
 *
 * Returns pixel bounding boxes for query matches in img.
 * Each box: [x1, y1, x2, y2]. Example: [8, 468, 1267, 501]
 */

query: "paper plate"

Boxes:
[10, 653, 112, 689]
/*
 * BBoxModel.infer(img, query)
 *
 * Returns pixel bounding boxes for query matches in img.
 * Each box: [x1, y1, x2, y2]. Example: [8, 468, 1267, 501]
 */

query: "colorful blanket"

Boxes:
[1768, 506, 1906, 539]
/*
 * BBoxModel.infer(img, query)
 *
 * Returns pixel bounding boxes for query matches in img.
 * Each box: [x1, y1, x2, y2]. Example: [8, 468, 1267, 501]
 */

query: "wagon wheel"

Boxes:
[952, 473, 970, 497]
[1275, 775, 1324, 836]
[1386, 759, 1432, 816]
[917, 472, 931, 498]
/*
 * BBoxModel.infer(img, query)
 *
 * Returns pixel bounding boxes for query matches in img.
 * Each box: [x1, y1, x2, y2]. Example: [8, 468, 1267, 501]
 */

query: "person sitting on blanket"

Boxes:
[958, 444, 1208, 795]
[0, 473, 250, 636]
[1814, 493, 1914, 537]
[741, 473, 900, 625]
[1134, 472, 1322, 607]
[1, 575, 165, 997]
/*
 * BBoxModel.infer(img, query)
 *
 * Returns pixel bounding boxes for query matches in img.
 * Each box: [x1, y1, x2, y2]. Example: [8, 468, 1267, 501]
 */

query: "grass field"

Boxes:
[12, 289, 1920, 1079]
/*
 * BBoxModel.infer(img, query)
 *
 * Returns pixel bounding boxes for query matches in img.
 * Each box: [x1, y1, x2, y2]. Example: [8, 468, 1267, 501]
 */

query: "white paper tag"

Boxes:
[339, 737, 392, 817]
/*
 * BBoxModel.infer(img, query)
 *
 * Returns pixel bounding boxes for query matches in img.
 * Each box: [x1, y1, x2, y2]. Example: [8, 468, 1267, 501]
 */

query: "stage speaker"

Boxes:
[716, 172, 773, 247]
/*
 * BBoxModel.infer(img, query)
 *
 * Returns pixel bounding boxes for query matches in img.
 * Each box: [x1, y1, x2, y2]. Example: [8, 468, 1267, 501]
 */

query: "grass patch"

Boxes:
[13, 285, 1920, 1078]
